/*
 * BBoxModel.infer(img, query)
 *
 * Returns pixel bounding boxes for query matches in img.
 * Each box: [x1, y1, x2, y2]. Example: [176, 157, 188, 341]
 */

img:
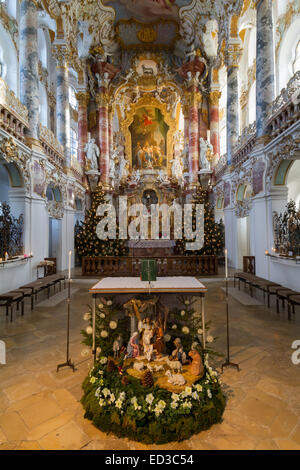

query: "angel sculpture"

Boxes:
[199, 138, 212, 171]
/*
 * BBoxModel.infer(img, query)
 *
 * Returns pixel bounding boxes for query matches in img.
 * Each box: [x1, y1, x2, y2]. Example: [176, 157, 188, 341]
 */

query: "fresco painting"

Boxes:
[101, 0, 193, 22]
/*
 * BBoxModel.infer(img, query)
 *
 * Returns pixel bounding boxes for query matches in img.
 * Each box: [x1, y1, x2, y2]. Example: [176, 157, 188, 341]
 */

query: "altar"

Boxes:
[89, 276, 207, 361]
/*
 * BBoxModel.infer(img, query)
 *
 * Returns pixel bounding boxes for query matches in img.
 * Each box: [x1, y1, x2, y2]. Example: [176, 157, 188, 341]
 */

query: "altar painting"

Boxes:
[130, 107, 169, 170]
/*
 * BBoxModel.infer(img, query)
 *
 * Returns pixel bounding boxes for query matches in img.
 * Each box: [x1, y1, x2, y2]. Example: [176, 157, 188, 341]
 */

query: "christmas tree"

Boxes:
[175, 186, 225, 256]
[75, 186, 128, 258]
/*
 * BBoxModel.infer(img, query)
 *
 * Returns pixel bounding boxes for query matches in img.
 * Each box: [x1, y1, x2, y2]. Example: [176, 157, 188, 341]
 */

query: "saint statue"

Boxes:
[118, 154, 129, 181]
[84, 138, 100, 171]
[199, 137, 212, 171]
[126, 332, 139, 358]
[171, 155, 183, 181]
[139, 317, 154, 362]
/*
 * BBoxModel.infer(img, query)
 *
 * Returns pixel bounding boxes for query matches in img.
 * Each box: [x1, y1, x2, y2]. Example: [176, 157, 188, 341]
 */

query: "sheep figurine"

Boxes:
[133, 361, 145, 372]
[166, 358, 182, 373]
[146, 364, 153, 372]
[154, 365, 164, 372]
[165, 370, 186, 386]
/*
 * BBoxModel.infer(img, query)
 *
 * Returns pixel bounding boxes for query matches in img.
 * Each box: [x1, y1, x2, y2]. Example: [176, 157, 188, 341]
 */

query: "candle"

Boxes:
[225, 249, 228, 278]
[68, 250, 72, 280]
[5, 252, 8, 261]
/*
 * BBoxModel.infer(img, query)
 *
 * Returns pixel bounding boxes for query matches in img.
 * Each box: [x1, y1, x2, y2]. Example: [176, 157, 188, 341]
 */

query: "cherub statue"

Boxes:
[84, 138, 100, 171]
[131, 169, 142, 185]
[157, 169, 169, 185]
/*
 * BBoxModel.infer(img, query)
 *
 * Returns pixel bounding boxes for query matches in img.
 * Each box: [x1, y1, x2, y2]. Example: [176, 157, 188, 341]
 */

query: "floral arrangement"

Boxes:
[80, 295, 225, 443]
[81, 355, 225, 444]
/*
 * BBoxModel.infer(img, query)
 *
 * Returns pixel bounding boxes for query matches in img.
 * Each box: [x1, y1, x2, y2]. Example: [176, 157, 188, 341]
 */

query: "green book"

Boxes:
[140, 259, 157, 282]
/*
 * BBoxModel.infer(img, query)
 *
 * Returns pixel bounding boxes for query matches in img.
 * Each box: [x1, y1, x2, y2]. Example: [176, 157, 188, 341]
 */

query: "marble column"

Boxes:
[108, 105, 113, 158]
[19, 0, 39, 143]
[188, 91, 200, 184]
[198, 100, 208, 140]
[256, 0, 275, 138]
[96, 89, 109, 187]
[55, 47, 71, 167]
[226, 41, 242, 165]
[209, 90, 221, 157]
[76, 91, 89, 167]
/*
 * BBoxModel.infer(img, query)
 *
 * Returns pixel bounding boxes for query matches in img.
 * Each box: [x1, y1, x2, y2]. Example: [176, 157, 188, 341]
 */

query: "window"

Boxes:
[70, 128, 78, 160]
[69, 86, 78, 110]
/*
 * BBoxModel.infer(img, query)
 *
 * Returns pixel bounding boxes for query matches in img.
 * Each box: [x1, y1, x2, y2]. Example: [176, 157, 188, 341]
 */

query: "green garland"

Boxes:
[81, 358, 225, 444]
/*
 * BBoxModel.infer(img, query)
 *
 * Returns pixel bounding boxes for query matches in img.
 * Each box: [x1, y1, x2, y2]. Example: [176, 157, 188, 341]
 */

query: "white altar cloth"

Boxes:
[89, 276, 207, 294]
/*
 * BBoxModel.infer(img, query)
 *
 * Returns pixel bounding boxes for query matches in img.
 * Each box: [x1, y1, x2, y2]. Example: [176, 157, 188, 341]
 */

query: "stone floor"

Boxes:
[1, 274, 300, 450]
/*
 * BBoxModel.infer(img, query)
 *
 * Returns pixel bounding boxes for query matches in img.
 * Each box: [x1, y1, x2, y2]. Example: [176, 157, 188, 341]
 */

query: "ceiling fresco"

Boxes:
[100, 0, 193, 23]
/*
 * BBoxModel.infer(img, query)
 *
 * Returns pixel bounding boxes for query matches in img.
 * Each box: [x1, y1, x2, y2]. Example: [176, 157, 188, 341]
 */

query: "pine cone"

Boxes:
[142, 369, 154, 388]
[107, 359, 115, 373]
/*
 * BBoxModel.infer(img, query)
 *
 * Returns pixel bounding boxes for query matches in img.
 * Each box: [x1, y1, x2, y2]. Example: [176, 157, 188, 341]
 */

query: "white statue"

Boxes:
[203, 20, 218, 58]
[157, 169, 170, 185]
[95, 71, 110, 88]
[131, 169, 141, 185]
[84, 138, 100, 171]
[171, 155, 183, 183]
[199, 138, 212, 171]
[109, 157, 116, 180]
[118, 154, 129, 181]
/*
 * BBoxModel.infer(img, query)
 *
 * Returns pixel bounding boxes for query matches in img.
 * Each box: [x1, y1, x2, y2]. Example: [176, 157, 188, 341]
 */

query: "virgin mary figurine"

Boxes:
[127, 332, 140, 358]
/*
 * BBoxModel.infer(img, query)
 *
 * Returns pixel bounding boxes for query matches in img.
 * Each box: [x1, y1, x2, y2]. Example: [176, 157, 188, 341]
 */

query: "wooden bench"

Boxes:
[288, 295, 300, 318]
[0, 291, 24, 322]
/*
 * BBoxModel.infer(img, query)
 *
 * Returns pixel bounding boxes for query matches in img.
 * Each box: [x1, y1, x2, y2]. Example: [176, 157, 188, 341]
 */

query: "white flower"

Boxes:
[207, 335, 214, 343]
[83, 312, 91, 321]
[207, 389, 212, 399]
[99, 398, 106, 407]
[182, 326, 189, 334]
[184, 300, 190, 305]
[184, 386, 192, 396]
[98, 303, 104, 309]
[171, 393, 180, 402]
[164, 334, 171, 342]
[109, 320, 117, 330]
[192, 391, 199, 400]
[81, 348, 90, 357]
[86, 326, 93, 335]
[180, 310, 186, 316]
[194, 384, 203, 392]
[107, 300, 112, 306]
[100, 313, 105, 319]
[171, 401, 178, 409]
[146, 393, 154, 405]
[110, 393, 115, 403]
[119, 392, 126, 400]
[158, 400, 166, 409]
[102, 388, 110, 397]
[96, 347, 102, 355]
[197, 328, 203, 335]
[90, 376, 96, 384]
[100, 330, 108, 338]
[182, 401, 192, 409]
[115, 399, 123, 409]
[100, 357, 108, 364]
[172, 324, 177, 330]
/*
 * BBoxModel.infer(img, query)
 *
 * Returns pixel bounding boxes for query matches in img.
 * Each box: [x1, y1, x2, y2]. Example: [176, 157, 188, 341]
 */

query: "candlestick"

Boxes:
[68, 250, 72, 280]
[225, 249, 228, 279]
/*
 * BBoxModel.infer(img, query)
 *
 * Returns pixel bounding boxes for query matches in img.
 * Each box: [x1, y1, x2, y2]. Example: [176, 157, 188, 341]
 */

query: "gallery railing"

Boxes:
[82, 255, 218, 277]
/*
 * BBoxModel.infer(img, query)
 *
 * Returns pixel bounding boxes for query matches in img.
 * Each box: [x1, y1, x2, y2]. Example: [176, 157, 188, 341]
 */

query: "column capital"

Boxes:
[96, 91, 110, 109]
[184, 90, 202, 109]
[209, 90, 221, 106]
[225, 40, 243, 68]
[76, 91, 90, 108]
[52, 43, 69, 69]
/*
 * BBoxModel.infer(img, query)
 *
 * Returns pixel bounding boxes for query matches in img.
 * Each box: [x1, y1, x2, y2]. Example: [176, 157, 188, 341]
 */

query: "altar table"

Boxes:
[89, 276, 207, 361]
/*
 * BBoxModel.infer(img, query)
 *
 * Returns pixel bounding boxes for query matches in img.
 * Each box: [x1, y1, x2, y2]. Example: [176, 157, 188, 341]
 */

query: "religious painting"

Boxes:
[252, 160, 266, 195]
[32, 161, 46, 197]
[130, 107, 169, 170]
[102, 0, 192, 22]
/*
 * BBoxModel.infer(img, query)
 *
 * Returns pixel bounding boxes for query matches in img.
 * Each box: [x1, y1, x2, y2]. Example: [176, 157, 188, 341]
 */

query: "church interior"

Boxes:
[0, 0, 300, 451]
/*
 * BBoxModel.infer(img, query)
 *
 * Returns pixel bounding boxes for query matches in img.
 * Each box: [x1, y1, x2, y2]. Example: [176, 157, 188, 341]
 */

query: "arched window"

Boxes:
[69, 86, 78, 110]
[70, 128, 78, 160]
[293, 40, 300, 74]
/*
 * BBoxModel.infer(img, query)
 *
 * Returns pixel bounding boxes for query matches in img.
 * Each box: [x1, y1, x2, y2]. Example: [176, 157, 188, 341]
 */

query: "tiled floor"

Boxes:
[0, 276, 300, 450]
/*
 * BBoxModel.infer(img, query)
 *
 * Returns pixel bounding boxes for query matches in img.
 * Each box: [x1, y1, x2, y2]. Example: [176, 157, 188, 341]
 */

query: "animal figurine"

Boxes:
[188, 346, 204, 377]
[166, 358, 182, 373]
[133, 361, 145, 372]
[165, 370, 186, 386]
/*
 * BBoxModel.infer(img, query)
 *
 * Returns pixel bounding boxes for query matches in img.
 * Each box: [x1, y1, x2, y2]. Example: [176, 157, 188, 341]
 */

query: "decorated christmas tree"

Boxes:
[75, 186, 128, 258]
[175, 186, 225, 256]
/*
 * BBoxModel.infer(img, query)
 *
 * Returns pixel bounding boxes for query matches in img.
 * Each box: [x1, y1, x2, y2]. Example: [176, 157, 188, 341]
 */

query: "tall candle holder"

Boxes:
[57, 251, 75, 373]
[221, 250, 239, 373]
